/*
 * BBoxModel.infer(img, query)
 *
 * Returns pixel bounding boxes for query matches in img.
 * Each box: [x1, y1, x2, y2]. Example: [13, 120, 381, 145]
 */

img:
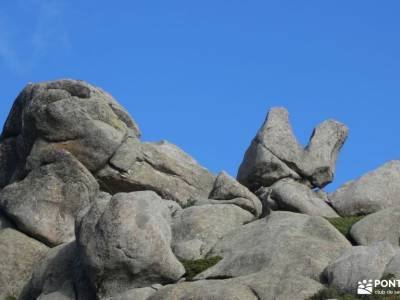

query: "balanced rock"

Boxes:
[77, 191, 185, 298]
[237, 107, 348, 190]
[0, 149, 99, 246]
[0, 228, 49, 299]
[324, 241, 396, 294]
[171, 204, 254, 260]
[330, 161, 400, 216]
[269, 178, 339, 217]
[350, 207, 400, 247]
[97, 138, 215, 207]
[195, 211, 350, 281]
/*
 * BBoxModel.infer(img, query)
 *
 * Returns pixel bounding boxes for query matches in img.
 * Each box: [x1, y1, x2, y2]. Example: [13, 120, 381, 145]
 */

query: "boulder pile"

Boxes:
[0, 79, 399, 300]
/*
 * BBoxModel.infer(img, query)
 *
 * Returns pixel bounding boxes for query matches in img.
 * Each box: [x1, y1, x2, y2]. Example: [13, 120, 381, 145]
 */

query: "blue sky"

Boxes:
[0, 1, 399, 192]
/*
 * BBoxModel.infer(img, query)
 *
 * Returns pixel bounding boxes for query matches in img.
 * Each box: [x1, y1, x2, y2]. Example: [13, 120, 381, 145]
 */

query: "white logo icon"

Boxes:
[357, 279, 373, 295]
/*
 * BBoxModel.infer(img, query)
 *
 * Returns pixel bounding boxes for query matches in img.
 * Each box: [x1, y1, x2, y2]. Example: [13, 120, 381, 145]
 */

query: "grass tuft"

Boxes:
[181, 256, 222, 280]
[326, 216, 365, 242]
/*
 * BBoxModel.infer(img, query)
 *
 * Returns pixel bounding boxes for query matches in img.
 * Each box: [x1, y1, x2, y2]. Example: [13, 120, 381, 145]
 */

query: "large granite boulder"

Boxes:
[350, 207, 400, 247]
[77, 191, 185, 298]
[148, 270, 324, 300]
[0, 79, 140, 180]
[171, 204, 254, 260]
[237, 107, 348, 190]
[324, 241, 396, 294]
[269, 178, 339, 217]
[330, 161, 400, 216]
[0, 150, 99, 246]
[0, 228, 49, 299]
[195, 211, 350, 281]
[96, 138, 215, 206]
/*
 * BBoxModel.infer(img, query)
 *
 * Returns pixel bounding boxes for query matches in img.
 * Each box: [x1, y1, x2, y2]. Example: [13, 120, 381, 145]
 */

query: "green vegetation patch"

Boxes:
[326, 216, 365, 242]
[181, 256, 222, 280]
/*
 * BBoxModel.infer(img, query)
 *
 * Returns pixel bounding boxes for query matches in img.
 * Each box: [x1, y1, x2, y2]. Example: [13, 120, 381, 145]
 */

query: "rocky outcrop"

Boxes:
[195, 211, 350, 281]
[324, 241, 396, 294]
[237, 107, 348, 190]
[76, 191, 185, 298]
[1, 79, 398, 299]
[330, 161, 400, 216]
[0, 228, 49, 299]
[171, 204, 254, 260]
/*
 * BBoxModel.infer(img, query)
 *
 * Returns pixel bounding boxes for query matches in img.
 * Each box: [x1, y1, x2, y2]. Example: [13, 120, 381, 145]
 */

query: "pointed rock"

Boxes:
[238, 107, 348, 190]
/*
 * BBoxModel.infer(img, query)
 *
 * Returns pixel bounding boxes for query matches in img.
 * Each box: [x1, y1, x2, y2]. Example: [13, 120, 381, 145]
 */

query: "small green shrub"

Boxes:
[326, 216, 365, 242]
[181, 256, 222, 280]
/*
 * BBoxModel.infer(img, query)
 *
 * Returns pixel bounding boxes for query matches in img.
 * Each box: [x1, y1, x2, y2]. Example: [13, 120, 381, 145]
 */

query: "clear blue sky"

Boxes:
[1, 1, 399, 192]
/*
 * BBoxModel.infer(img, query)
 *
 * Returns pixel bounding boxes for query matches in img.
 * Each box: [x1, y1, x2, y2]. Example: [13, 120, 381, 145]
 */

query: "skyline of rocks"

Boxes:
[0, 79, 399, 300]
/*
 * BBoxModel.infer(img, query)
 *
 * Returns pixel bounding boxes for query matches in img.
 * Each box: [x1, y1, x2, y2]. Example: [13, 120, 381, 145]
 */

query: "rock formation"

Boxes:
[0, 79, 399, 299]
[237, 107, 348, 190]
